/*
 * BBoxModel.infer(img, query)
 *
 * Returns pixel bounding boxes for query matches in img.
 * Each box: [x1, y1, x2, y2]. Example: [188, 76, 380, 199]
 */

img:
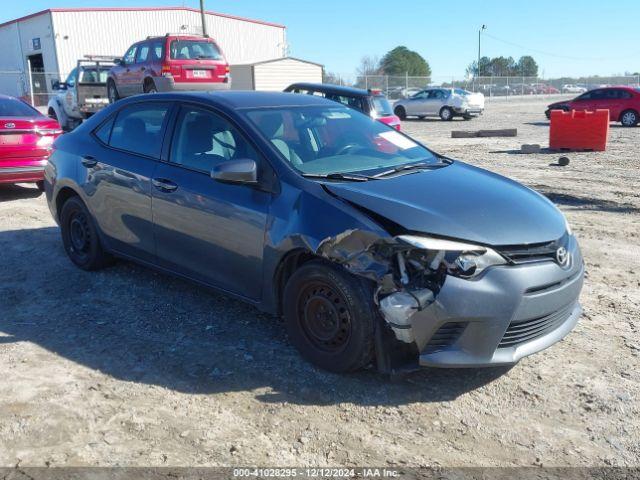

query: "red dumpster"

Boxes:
[550, 109, 609, 151]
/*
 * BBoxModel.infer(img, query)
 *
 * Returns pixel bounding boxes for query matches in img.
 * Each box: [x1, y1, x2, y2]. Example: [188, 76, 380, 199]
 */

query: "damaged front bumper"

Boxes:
[379, 237, 584, 367]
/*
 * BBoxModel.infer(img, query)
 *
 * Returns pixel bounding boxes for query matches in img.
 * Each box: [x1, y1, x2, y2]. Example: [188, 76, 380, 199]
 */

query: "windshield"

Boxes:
[79, 68, 110, 84]
[0, 97, 39, 117]
[245, 106, 439, 176]
[170, 40, 222, 60]
[372, 95, 393, 116]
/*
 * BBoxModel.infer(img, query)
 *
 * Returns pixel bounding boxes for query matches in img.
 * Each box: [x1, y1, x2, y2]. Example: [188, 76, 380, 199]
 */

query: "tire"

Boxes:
[283, 260, 376, 373]
[394, 106, 406, 120]
[48, 108, 58, 122]
[144, 80, 158, 94]
[107, 80, 119, 104]
[439, 107, 453, 121]
[463, 115, 472, 121]
[418, 115, 426, 120]
[620, 109, 638, 127]
[60, 196, 112, 271]
[36, 180, 45, 192]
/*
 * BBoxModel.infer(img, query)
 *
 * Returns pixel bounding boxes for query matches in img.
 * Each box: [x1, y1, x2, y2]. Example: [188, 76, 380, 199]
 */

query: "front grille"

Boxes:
[499, 303, 574, 348]
[424, 322, 468, 352]
[497, 233, 569, 265]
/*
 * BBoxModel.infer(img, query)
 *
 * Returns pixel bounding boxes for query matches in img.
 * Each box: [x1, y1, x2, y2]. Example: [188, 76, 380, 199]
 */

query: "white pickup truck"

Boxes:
[47, 56, 116, 130]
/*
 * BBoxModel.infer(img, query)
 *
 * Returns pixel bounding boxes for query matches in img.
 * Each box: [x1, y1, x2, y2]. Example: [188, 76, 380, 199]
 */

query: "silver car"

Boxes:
[394, 87, 485, 121]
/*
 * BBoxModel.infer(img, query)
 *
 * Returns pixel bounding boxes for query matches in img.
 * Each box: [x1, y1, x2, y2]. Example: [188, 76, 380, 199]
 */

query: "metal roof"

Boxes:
[0, 7, 285, 30]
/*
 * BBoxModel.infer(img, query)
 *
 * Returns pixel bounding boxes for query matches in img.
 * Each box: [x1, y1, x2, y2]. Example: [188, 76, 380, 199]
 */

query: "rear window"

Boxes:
[0, 97, 39, 117]
[454, 89, 471, 96]
[169, 40, 222, 60]
[78, 68, 110, 84]
[372, 95, 393, 116]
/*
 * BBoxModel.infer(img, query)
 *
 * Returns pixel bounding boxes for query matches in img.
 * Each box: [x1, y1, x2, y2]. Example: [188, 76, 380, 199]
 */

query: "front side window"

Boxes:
[65, 68, 78, 88]
[412, 90, 428, 99]
[123, 46, 137, 65]
[109, 102, 170, 158]
[169, 40, 222, 60]
[246, 106, 439, 176]
[170, 106, 260, 173]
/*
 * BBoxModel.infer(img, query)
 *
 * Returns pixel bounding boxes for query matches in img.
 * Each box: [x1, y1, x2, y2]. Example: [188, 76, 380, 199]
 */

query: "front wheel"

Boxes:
[60, 196, 113, 271]
[394, 106, 406, 120]
[107, 80, 119, 104]
[440, 107, 453, 121]
[283, 261, 376, 373]
[620, 109, 638, 127]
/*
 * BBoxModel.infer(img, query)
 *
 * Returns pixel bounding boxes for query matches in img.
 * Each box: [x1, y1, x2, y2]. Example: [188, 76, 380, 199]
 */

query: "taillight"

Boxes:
[225, 65, 230, 73]
[161, 64, 171, 76]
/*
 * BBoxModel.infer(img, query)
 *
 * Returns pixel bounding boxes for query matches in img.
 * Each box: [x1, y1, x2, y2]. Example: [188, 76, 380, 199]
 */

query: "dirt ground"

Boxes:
[0, 96, 638, 468]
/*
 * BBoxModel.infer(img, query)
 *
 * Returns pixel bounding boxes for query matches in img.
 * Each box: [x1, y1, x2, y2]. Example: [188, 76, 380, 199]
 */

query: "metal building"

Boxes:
[0, 6, 288, 103]
[231, 57, 323, 91]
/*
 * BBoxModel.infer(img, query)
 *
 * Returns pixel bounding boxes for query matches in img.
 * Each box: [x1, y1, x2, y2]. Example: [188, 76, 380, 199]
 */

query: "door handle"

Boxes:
[152, 178, 178, 192]
[81, 155, 98, 168]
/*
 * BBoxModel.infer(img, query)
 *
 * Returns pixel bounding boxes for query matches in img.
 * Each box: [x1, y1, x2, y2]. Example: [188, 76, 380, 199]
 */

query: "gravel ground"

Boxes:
[0, 96, 638, 468]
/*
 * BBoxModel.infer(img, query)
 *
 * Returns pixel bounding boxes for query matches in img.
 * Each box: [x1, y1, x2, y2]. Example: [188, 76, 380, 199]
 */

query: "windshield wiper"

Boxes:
[301, 172, 374, 182]
[372, 161, 446, 178]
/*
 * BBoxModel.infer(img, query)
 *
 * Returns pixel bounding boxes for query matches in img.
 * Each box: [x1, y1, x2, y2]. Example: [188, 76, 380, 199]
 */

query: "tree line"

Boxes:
[466, 55, 539, 77]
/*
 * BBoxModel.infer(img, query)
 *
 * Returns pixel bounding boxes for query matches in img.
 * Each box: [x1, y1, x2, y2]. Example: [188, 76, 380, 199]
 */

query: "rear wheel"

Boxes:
[439, 107, 453, 121]
[283, 261, 376, 373]
[620, 109, 638, 127]
[107, 80, 119, 104]
[418, 115, 426, 120]
[463, 115, 472, 120]
[394, 106, 406, 120]
[144, 80, 158, 94]
[60, 196, 113, 271]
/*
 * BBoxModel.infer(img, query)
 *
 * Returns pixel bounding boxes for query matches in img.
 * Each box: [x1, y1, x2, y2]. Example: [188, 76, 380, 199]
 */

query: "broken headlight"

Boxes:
[397, 234, 507, 279]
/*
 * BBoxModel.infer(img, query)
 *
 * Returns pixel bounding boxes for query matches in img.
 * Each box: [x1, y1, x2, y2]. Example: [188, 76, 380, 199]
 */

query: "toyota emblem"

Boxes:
[556, 246, 570, 267]
[4, 122, 15, 129]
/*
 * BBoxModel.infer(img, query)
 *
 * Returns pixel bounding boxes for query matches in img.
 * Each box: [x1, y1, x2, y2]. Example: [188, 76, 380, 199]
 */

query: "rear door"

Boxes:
[132, 42, 150, 94]
[151, 103, 270, 299]
[82, 101, 173, 263]
[426, 89, 448, 114]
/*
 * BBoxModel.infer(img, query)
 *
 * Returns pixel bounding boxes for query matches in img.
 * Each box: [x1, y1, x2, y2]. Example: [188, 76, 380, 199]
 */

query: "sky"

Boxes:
[4, 0, 640, 79]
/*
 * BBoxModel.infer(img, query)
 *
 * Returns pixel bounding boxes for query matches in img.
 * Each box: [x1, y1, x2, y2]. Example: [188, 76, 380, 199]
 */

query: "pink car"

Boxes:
[0, 95, 62, 190]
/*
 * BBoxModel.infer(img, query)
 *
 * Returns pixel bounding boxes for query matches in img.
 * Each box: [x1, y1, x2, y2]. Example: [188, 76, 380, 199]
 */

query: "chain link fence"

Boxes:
[332, 75, 640, 101]
[0, 70, 65, 110]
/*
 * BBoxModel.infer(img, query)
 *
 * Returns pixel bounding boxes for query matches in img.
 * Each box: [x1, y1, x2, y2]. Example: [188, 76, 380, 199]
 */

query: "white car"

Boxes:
[393, 88, 485, 121]
[562, 84, 587, 94]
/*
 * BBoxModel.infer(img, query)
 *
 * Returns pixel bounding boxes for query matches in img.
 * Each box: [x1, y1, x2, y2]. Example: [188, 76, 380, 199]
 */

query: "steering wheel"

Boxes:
[335, 143, 362, 155]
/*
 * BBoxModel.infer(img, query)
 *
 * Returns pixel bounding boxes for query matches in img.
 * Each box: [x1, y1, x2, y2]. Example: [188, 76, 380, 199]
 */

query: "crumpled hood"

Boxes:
[325, 162, 566, 246]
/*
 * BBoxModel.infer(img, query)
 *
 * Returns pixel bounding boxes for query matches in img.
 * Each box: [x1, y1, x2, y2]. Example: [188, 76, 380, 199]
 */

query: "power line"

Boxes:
[483, 32, 640, 61]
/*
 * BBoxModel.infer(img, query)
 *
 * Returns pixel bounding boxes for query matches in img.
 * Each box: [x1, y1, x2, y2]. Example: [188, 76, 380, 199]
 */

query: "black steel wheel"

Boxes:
[60, 196, 112, 270]
[283, 260, 376, 373]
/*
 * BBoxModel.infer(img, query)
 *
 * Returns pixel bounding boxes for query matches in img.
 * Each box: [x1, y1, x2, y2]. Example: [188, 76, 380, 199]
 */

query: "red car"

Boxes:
[0, 95, 61, 190]
[107, 34, 230, 102]
[546, 86, 640, 126]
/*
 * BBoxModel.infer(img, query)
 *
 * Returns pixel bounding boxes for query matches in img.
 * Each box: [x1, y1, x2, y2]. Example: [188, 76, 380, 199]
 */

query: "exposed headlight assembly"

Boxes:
[397, 234, 507, 279]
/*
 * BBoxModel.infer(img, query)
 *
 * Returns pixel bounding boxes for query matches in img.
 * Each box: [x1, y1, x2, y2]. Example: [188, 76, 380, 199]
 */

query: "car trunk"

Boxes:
[0, 118, 60, 164]
[466, 92, 485, 109]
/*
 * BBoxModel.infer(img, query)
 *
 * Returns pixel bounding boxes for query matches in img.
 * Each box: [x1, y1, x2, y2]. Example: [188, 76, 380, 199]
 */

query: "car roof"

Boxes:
[286, 83, 374, 98]
[119, 91, 348, 110]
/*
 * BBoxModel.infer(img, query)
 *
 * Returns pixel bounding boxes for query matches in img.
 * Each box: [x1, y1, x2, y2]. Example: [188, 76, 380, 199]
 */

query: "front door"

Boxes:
[83, 100, 173, 263]
[151, 104, 270, 300]
[405, 90, 430, 115]
[116, 45, 138, 96]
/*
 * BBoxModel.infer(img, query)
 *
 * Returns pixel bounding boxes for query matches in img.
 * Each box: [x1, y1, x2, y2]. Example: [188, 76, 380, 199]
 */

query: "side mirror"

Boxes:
[211, 158, 257, 185]
[113, 58, 123, 66]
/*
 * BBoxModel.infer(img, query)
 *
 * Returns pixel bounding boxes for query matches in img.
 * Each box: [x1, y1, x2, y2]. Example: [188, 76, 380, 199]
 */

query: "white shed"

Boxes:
[231, 57, 323, 91]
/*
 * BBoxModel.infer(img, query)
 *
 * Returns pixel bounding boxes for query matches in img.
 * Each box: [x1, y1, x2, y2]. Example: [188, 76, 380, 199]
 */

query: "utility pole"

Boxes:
[478, 25, 486, 77]
[200, 0, 208, 36]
